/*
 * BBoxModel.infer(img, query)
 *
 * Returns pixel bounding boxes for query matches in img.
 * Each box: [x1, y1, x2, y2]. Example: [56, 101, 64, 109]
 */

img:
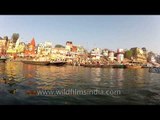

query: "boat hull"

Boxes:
[82, 64, 113, 68]
[83, 64, 104, 68]
[0, 58, 7, 63]
[50, 61, 67, 66]
[149, 67, 160, 73]
[22, 60, 50, 65]
[126, 65, 142, 69]
[112, 65, 126, 68]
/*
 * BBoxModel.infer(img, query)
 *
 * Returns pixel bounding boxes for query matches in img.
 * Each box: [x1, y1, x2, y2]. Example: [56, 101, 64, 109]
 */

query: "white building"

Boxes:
[151, 56, 156, 63]
[90, 48, 102, 60]
[156, 55, 160, 64]
[91, 48, 102, 56]
[102, 49, 109, 57]
[108, 51, 115, 62]
[36, 42, 52, 56]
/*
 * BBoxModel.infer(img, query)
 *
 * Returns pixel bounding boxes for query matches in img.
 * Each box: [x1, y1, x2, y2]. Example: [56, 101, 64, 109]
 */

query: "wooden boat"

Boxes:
[126, 65, 142, 69]
[142, 66, 150, 68]
[81, 63, 112, 68]
[22, 60, 50, 65]
[125, 61, 142, 69]
[101, 64, 113, 68]
[83, 64, 104, 68]
[0, 58, 7, 63]
[50, 61, 67, 66]
[112, 64, 126, 68]
[142, 63, 153, 68]
[149, 67, 160, 73]
[80, 63, 85, 66]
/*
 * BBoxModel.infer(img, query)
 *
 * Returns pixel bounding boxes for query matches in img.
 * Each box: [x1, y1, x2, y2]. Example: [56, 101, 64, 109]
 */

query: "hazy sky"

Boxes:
[0, 15, 160, 53]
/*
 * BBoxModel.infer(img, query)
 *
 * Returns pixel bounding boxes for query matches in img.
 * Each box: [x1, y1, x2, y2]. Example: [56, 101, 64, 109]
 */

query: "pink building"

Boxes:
[117, 49, 124, 63]
[117, 54, 124, 63]
[117, 48, 124, 54]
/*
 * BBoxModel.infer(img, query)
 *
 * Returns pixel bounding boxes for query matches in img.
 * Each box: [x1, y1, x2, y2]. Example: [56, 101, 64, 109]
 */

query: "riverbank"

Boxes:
[4, 56, 160, 68]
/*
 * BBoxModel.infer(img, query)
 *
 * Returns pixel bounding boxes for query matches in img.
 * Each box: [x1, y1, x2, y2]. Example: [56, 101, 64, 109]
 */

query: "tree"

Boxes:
[142, 47, 147, 58]
[3, 36, 8, 41]
[84, 49, 88, 54]
[12, 33, 19, 43]
[124, 50, 133, 59]
[148, 51, 155, 57]
[142, 47, 147, 52]
[147, 51, 156, 61]
[55, 44, 65, 48]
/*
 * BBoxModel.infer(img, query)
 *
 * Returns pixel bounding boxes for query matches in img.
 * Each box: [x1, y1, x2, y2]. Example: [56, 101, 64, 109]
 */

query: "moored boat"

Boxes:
[50, 61, 67, 66]
[149, 67, 160, 73]
[126, 64, 142, 69]
[0, 58, 7, 63]
[125, 61, 142, 69]
[142, 63, 154, 68]
[101, 64, 113, 68]
[0, 55, 8, 63]
[112, 64, 126, 68]
[22, 60, 50, 65]
[83, 64, 104, 68]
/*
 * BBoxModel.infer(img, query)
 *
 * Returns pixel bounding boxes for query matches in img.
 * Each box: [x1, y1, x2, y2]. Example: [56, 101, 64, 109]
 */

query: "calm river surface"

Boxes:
[0, 62, 160, 105]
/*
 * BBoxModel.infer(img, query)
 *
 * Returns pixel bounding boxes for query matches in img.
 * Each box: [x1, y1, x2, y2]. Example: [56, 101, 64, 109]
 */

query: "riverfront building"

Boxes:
[130, 47, 147, 63]
[102, 49, 109, 57]
[108, 50, 115, 62]
[0, 38, 8, 56]
[24, 38, 36, 57]
[117, 49, 124, 63]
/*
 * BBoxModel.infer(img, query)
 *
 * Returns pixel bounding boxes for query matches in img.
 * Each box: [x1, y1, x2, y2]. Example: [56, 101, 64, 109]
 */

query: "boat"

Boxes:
[0, 58, 7, 63]
[101, 65, 113, 68]
[149, 67, 160, 73]
[142, 63, 154, 68]
[83, 64, 104, 68]
[126, 64, 142, 69]
[0, 55, 8, 63]
[50, 61, 67, 66]
[112, 64, 126, 68]
[80, 63, 85, 66]
[22, 60, 50, 65]
[125, 61, 142, 69]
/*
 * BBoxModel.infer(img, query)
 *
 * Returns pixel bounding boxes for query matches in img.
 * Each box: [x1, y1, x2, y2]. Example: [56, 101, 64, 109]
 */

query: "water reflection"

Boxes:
[109, 68, 114, 80]
[0, 62, 153, 89]
[135, 69, 146, 86]
[115, 69, 124, 87]
[23, 64, 37, 79]
[115, 69, 124, 80]
[0, 63, 6, 76]
[125, 69, 147, 87]
[4, 62, 24, 79]
[5, 62, 17, 77]
[90, 68, 101, 82]
[0, 62, 159, 104]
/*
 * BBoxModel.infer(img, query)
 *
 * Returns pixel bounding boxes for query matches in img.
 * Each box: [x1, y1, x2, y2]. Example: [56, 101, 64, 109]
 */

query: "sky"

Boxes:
[0, 15, 160, 53]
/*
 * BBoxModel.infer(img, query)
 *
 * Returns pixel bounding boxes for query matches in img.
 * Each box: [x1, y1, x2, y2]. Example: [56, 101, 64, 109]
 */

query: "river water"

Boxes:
[0, 62, 160, 105]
